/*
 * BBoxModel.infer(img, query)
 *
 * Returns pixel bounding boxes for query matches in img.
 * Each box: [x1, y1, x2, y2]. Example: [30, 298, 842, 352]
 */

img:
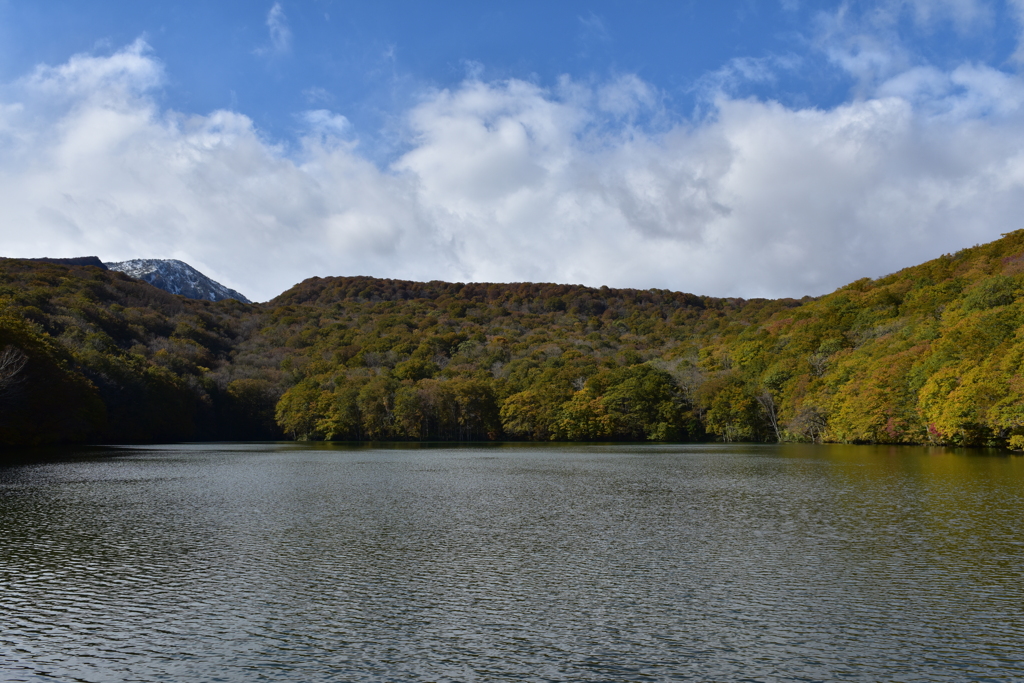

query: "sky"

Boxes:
[3, 1, 1024, 301]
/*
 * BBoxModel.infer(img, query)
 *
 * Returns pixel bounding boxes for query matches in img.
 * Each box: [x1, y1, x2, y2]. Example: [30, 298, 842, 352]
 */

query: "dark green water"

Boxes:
[1, 443, 1022, 682]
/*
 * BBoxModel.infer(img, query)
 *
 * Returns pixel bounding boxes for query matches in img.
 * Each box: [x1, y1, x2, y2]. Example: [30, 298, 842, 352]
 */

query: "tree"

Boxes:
[600, 365, 687, 441]
[755, 388, 782, 442]
[0, 345, 28, 399]
[553, 390, 612, 440]
[357, 376, 399, 440]
[225, 378, 282, 439]
[449, 378, 500, 440]
[787, 404, 828, 443]
[275, 380, 324, 440]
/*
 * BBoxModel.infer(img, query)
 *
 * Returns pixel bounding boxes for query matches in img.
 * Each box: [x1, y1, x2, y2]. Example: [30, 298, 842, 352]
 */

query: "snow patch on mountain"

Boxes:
[104, 259, 251, 303]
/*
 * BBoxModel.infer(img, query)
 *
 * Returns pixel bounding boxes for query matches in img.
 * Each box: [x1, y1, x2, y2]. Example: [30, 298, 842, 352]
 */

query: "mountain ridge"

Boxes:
[2, 230, 1024, 450]
[104, 258, 251, 303]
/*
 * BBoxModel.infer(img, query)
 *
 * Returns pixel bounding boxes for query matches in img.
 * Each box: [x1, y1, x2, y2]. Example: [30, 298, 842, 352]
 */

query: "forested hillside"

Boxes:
[266, 277, 798, 442]
[698, 231, 1024, 448]
[3, 230, 1024, 450]
[0, 260, 277, 445]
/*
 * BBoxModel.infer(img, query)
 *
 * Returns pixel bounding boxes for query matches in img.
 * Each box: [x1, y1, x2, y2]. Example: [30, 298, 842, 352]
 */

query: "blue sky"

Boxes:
[7, 1, 1018, 151]
[3, 0, 1024, 301]
[0, 2, 838, 140]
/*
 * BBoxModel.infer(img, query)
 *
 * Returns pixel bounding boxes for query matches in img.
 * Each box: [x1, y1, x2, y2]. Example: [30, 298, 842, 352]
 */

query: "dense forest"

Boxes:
[3, 230, 1024, 451]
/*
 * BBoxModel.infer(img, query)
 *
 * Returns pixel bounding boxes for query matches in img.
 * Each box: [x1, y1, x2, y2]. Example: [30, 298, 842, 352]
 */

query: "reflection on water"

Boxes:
[1, 443, 1022, 681]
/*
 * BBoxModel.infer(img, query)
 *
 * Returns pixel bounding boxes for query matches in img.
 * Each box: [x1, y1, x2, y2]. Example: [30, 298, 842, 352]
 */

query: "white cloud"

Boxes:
[694, 55, 801, 103]
[301, 109, 350, 136]
[1009, 0, 1024, 63]
[3, 41, 1024, 302]
[20, 38, 161, 104]
[303, 86, 332, 104]
[262, 3, 292, 55]
[814, 1, 995, 92]
[878, 63, 1024, 118]
[578, 12, 611, 42]
[597, 75, 658, 120]
[852, 0, 991, 29]
[904, 0, 990, 27]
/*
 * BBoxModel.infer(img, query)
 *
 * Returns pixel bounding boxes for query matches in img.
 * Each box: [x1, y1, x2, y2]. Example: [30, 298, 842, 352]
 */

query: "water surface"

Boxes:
[1, 443, 1022, 681]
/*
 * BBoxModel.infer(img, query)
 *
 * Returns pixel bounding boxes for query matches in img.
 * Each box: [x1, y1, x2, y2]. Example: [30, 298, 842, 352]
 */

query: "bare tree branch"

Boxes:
[755, 388, 782, 443]
[0, 345, 28, 396]
[788, 405, 828, 443]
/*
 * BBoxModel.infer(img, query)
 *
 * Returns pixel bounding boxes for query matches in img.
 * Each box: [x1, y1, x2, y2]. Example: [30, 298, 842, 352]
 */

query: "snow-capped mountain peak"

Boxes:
[104, 259, 251, 303]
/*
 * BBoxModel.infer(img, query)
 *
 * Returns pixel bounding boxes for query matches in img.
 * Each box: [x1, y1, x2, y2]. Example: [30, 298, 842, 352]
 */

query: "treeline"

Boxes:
[277, 363, 697, 443]
[257, 274, 793, 444]
[3, 230, 1024, 450]
[0, 260, 280, 446]
[696, 232, 1024, 449]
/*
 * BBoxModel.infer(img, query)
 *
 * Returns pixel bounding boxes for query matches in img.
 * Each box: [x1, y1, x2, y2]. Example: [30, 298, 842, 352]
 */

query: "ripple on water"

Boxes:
[1, 442, 1023, 682]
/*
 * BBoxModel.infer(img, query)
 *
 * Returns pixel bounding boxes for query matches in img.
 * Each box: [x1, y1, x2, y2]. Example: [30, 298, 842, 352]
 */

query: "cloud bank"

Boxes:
[3, 37, 1024, 301]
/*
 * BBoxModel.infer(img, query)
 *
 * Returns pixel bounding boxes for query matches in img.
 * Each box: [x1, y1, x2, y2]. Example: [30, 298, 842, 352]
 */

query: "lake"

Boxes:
[1, 443, 1022, 681]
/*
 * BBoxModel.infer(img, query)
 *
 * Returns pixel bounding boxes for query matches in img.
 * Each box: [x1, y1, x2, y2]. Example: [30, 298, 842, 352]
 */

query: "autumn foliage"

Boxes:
[3, 229, 1024, 450]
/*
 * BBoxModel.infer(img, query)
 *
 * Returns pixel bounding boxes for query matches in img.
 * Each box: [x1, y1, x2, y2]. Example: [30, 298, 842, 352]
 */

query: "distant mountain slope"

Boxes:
[694, 230, 1024, 447]
[29, 256, 108, 269]
[3, 231, 1024, 449]
[105, 259, 251, 303]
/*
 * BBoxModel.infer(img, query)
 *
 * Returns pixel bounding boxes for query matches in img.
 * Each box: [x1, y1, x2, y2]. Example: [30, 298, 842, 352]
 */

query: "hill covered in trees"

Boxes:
[2, 230, 1024, 451]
